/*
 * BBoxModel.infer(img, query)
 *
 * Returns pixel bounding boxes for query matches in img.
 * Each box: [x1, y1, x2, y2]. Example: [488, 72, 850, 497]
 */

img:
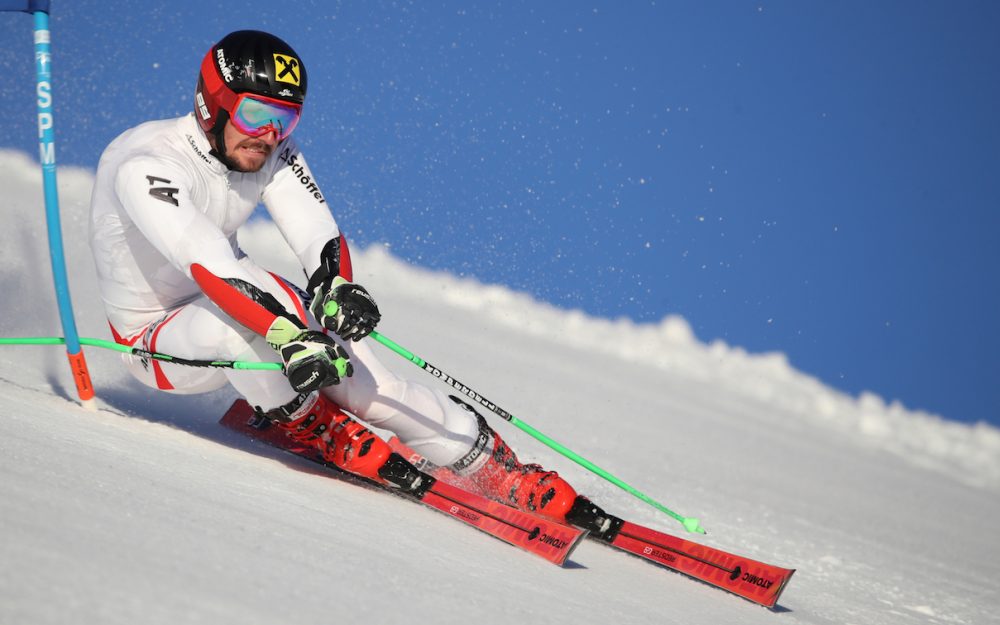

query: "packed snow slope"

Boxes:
[1, 148, 998, 625]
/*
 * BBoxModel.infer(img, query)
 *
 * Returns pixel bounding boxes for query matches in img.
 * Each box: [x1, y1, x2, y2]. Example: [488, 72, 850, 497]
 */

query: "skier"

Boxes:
[88, 30, 599, 525]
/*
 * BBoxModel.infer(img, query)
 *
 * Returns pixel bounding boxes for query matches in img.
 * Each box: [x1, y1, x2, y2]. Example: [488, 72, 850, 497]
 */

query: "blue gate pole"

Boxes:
[1, 1, 97, 408]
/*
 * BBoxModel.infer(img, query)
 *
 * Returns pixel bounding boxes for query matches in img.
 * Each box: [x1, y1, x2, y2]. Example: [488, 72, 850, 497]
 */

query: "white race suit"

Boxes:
[89, 113, 478, 466]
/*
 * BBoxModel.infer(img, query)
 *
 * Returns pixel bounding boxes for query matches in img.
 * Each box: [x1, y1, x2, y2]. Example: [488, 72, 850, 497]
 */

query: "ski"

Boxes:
[387, 436, 795, 608]
[600, 518, 794, 608]
[219, 400, 585, 566]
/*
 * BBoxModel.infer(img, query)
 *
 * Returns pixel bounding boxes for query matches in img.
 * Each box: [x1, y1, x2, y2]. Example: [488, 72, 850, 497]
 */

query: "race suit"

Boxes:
[89, 113, 478, 466]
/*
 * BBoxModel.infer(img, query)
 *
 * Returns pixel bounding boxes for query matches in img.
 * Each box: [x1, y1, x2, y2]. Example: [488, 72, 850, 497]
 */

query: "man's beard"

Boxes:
[225, 139, 273, 172]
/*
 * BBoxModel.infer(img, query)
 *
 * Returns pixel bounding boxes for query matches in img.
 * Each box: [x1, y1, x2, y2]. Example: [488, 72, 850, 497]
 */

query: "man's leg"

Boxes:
[320, 338, 481, 467]
[119, 296, 297, 408]
[324, 340, 580, 520]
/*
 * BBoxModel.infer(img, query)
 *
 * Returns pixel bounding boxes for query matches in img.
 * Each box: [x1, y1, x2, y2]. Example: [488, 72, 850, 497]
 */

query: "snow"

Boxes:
[1, 148, 998, 624]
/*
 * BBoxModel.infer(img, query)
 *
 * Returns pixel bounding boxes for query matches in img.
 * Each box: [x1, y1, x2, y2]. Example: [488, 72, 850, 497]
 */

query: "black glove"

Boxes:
[310, 276, 381, 342]
[275, 330, 353, 393]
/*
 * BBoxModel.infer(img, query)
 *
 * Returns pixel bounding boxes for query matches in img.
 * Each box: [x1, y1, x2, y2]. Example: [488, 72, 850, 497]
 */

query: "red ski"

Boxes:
[605, 520, 794, 608]
[219, 400, 585, 566]
[387, 435, 795, 608]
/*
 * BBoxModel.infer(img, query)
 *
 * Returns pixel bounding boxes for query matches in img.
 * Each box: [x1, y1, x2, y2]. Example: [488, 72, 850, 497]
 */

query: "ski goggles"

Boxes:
[230, 93, 302, 140]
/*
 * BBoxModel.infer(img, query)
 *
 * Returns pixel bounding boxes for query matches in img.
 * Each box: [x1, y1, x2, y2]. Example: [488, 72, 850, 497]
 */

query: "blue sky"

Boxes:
[2, 1, 998, 425]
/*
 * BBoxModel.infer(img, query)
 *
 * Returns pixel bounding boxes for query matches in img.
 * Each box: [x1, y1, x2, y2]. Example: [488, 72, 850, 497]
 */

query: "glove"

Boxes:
[310, 276, 381, 342]
[278, 331, 352, 393]
[267, 317, 353, 393]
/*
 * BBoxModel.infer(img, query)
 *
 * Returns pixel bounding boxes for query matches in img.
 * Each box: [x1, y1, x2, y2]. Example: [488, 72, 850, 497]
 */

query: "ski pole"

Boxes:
[0, 336, 283, 371]
[369, 330, 706, 534]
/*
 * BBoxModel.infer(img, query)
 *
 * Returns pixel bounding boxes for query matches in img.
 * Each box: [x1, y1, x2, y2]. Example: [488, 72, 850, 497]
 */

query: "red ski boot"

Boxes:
[447, 407, 579, 522]
[260, 391, 392, 482]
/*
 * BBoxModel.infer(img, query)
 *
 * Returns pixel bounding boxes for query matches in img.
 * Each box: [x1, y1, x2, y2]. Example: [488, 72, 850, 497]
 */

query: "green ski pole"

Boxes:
[0, 336, 282, 371]
[369, 330, 705, 534]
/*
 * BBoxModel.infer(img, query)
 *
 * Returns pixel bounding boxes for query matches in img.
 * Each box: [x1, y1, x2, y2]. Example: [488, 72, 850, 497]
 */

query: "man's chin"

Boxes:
[228, 147, 270, 172]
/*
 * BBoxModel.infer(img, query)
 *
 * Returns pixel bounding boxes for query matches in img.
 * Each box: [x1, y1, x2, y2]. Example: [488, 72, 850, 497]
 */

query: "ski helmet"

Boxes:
[194, 30, 308, 146]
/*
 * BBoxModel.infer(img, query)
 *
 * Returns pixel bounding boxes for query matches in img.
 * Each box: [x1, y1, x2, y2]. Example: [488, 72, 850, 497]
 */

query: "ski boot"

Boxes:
[257, 391, 427, 494]
[444, 400, 579, 522]
[443, 398, 624, 537]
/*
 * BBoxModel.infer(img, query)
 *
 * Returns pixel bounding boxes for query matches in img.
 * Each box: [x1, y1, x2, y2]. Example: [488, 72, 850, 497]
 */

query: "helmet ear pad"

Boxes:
[194, 72, 237, 168]
[209, 110, 239, 170]
[195, 55, 237, 136]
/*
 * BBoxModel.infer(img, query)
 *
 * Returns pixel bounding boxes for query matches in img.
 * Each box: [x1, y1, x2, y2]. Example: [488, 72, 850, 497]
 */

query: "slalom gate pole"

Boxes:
[1, 0, 96, 408]
[368, 330, 706, 534]
[0, 337, 284, 371]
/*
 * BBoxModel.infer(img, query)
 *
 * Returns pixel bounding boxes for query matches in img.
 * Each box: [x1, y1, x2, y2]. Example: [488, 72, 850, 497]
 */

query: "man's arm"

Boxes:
[262, 141, 342, 274]
[115, 156, 296, 332]
[259, 143, 380, 341]
[115, 157, 348, 392]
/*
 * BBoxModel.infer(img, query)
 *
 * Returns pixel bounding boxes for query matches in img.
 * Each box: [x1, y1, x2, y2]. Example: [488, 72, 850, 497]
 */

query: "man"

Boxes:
[88, 30, 598, 523]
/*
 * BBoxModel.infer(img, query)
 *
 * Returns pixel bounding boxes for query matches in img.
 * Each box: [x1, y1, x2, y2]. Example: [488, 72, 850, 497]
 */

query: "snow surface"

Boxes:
[1, 148, 998, 624]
